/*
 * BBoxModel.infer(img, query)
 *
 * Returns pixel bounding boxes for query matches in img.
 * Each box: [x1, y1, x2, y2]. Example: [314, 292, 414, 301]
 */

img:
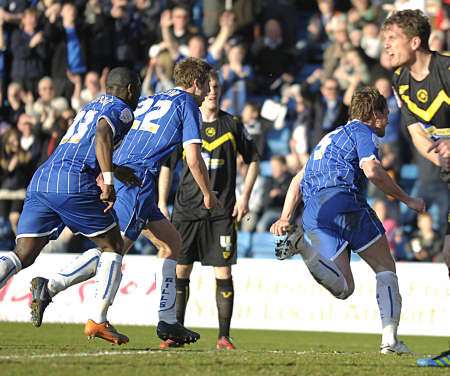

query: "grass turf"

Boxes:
[0, 322, 448, 376]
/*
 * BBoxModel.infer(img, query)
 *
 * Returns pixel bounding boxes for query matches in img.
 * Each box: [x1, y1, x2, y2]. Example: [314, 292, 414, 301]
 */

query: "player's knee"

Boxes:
[335, 280, 354, 300]
[158, 235, 181, 260]
[214, 266, 232, 279]
[176, 264, 192, 279]
[110, 236, 124, 253]
[14, 245, 36, 268]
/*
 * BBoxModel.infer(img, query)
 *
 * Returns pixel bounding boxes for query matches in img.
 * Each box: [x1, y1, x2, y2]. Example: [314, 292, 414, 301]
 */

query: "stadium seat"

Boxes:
[266, 128, 291, 157]
[0, 216, 14, 251]
[251, 232, 276, 259]
[259, 161, 272, 177]
[237, 231, 252, 258]
[399, 164, 418, 193]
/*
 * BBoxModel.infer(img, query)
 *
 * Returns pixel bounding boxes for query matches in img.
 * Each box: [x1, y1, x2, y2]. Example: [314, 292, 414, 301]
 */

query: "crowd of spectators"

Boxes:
[0, 0, 448, 262]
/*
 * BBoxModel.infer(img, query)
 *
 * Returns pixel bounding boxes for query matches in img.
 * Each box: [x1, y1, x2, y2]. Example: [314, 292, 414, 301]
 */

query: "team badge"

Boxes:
[220, 235, 232, 259]
[417, 89, 428, 103]
[120, 108, 133, 123]
[205, 127, 216, 137]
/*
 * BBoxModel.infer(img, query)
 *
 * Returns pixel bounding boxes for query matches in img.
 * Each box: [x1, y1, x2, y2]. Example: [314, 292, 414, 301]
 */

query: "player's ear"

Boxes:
[410, 36, 422, 51]
[126, 83, 133, 96]
[192, 78, 200, 90]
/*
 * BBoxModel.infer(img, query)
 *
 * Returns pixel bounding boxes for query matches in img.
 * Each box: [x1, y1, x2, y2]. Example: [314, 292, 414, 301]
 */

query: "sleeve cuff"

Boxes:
[98, 115, 116, 137]
[183, 139, 202, 147]
[359, 155, 379, 168]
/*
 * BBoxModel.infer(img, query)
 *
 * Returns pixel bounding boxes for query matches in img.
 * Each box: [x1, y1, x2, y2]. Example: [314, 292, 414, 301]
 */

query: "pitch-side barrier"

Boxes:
[0, 253, 448, 336]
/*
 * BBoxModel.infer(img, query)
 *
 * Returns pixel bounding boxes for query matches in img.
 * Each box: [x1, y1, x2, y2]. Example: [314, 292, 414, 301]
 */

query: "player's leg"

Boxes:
[214, 265, 236, 350]
[172, 219, 198, 326]
[30, 192, 127, 343]
[2, 191, 61, 290]
[298, 192, 355, 299]
[199, 218, 238, 349]
[357, 235, 408, 354]
[142, 218, 181, 325]
[159, 218, 198, 349]
[142, 218, 200, 346]
[0, 236, 49, 289]
[41, 180, 140, 301]
[300, 230, 354, 300]
[82, 225, 129, 345]
[175, 262, 193, 325]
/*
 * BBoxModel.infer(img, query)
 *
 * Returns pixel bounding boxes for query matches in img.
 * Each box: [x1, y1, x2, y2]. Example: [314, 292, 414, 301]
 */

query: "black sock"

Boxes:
[175, 278, 190, 325]
[216, 277, 234, 338]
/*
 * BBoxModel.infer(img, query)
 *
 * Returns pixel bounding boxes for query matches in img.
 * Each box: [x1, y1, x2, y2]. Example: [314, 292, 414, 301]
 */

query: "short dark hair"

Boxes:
[173, 58, 211, 88]
[105, 67, 140, 90]
[382, 9, 431, 51]
[349, 86, 387, 123]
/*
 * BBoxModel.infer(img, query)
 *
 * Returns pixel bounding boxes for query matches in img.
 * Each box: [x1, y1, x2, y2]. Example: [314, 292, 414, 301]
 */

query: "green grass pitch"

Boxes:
[0, 322, 448, 375]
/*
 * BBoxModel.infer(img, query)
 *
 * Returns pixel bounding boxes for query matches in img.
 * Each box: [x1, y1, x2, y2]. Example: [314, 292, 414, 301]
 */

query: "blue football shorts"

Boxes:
[302, 188, 385, 261]
[16, 190, 117, 239]
[114, 170, 165, 241]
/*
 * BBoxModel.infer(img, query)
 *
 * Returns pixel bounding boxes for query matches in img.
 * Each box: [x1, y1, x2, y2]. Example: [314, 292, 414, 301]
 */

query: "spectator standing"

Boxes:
[26, 76, 68, 134]
[250, 18, 296, 95]
[407, 212, 443, 262]
[256, 155, 292, 232]
[220, 39, 252, 116]
[0, 128, 32, 233]
[10, 8, 47, 95]
[301, 70, 348, 151]
[46, 2, 87, 100]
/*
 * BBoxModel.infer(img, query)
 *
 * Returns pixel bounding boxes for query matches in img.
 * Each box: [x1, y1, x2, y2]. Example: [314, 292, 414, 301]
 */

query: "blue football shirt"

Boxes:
[29, 94, 134, 194]
[301, 120, 380, 202]
[113, 88, 202, 174]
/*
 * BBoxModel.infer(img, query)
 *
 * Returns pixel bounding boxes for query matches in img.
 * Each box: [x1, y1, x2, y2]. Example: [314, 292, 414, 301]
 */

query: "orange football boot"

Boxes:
[216, 336, 236, 350]
[84, 319, 129, 345]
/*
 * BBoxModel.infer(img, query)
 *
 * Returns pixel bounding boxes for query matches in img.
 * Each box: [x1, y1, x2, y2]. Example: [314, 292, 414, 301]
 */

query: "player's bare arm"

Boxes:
[232, 160, 259, 222]
[158, 165, 172, 219]
[184, 142, 221, 209]
[270, 167, 305, 236]
[95, 118, 116, 212]
[407, 123, 441, 166]
[362, 159, 425, 212]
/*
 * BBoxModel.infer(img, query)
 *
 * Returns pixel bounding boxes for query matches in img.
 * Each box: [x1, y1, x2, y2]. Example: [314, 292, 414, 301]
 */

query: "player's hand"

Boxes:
[204, 191, 222, 210]
[428, 139, 450, 171]
[270, 218, 290, 236]
[405, 197, 426, 213]
[114, 165, 141, 186]
[158, 204, 170, 220]
[232, 197, 249, 223]
[100, 184, 116, 213]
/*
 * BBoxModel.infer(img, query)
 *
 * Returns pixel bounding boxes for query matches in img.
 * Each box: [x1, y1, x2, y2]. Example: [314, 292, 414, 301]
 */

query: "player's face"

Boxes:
[203, 77, 220, 111]
[383, 24, 414, 67]
[373, 109, 389, 137]
[193, 77, 210, 106]
[128, 78, 142, 110]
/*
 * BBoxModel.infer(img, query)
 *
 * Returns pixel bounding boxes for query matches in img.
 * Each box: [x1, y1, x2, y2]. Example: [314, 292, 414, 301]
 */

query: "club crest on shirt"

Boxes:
[417, 89, 428, 103]
[205, 127, 216, 137]
[120, 108, 133, 123]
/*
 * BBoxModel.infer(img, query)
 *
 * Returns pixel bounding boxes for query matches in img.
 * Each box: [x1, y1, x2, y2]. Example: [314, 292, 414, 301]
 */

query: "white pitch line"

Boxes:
[0, 349, 368, 361]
